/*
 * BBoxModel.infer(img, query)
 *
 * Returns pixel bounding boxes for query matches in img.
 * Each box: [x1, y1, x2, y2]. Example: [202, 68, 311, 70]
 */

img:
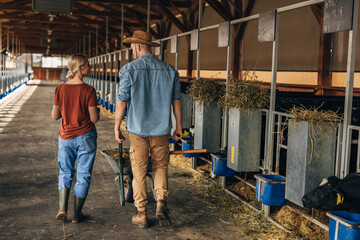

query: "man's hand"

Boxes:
[172, 129, 183, 142]
[115, 128, 126, 143]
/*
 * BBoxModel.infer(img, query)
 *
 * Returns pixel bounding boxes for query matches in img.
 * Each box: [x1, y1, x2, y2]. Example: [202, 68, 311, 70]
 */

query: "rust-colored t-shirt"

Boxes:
[53, 83, 98, 140]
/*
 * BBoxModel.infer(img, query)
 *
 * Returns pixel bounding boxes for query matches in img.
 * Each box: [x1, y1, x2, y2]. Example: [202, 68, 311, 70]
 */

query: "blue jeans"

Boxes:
[57, 128, 97, 198]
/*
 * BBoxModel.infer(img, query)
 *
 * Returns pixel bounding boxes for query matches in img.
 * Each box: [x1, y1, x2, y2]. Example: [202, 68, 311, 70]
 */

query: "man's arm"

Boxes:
[114, 101, 127, 143]
[52, 105, 61, 120]
[172, 100, 182, 141]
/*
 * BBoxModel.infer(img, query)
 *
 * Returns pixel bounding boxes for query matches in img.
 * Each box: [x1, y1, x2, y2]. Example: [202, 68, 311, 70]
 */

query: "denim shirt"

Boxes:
[117, 54, 181, 137]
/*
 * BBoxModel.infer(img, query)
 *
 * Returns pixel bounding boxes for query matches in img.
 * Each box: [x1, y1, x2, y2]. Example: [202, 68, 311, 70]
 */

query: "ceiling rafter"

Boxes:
[123, 5, 160, 38]
[83, 2, 163, 20]
[310, 4, 322, 25]
[0, 4, 124, 17]
[168, 0, 190, 30]
[205, 0, 233, 21]
[154, 0, 188, 32]
[76, 0, 192, 8]
[0, 0, 193, 54]
[0, 14, 105, 25]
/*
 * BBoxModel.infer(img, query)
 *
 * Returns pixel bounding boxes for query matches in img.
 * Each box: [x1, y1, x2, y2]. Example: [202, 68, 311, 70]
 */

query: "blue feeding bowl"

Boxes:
[255, 174, 286, 206]
[211, 153, 235, 177]
[328, 211, 360, 240]
[181, 139, 199, 157]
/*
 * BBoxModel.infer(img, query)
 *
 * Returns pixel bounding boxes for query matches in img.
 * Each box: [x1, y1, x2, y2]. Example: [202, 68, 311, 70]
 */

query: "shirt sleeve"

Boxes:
[88, 87, 98, 107]
[53, 85, 60, 105]
[172, 71, 181, 101]
[117, 69, 131, 102]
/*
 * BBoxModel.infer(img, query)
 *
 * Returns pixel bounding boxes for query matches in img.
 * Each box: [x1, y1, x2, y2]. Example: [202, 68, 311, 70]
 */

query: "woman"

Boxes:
[52, 54, 99, 223]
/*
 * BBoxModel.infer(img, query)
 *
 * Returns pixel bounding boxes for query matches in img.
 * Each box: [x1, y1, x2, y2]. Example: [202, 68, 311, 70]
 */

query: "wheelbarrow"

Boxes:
[101, 143, 208, 206]
[101, 143, 156, 206]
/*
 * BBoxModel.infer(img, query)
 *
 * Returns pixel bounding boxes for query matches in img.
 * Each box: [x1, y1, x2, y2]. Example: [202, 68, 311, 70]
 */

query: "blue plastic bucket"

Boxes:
[211, 153, 235, 177]
[109, 103, 113, 112]
[181, 139, 199, 157]
[99, 98, 104, 105]
[328, 212, 360, 240]
[255, 174, 286, 206]
[113, 104, 116, 112]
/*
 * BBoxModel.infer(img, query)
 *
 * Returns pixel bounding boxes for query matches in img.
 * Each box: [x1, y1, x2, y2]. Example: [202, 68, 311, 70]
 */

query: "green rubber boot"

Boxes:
[55, 188, 70, 220]
[72, 197, 86, 223]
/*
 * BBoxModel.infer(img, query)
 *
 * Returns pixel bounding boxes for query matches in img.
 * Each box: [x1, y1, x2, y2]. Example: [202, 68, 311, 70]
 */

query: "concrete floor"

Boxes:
[0, 80, 250, 240]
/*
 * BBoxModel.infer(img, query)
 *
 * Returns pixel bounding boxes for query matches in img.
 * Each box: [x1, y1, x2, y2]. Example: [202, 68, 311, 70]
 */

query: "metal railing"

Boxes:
[0, 55, 30, 99]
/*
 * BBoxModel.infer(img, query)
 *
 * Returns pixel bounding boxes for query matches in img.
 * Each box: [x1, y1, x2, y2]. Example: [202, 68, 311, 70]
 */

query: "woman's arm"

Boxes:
[89, 106, 100, 123]
[52, 105, 61, 120]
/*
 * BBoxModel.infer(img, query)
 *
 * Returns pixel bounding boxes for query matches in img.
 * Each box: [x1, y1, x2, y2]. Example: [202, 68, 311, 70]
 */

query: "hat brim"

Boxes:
[123, 37, 160, 47]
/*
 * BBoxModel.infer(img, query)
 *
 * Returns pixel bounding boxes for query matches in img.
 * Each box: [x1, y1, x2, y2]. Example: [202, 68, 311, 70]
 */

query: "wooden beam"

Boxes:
[2, 23, 92, 33]
[0, 14, 105, 25]
[310, 4, 322, 24]
[186, 9, 196, 78]
[232, 0, 255, 79]
[154, 0, 188, 33]
[76, 0, 192, 8]
[311, 4, 333, 96]
[89, 2, 163, 20]
[123, 5, 160, 38]
[168, 0, 190, 29]
[0, 4, 126, 17]
[205, 0, 233, 21]
[161, 21, 172, 60]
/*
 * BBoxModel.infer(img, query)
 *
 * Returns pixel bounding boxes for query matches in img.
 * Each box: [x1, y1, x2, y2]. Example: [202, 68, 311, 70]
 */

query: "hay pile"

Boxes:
[220, 81, 269, 110]
[219, 71, 269, 110]
[228, 181, 261, 209]
[196, 163, 212, 175]
[190, 177, 274, 238]
[312, 209, 329, 225]
[186, 78, 223, 104]
[169, 154, 192, 172]
[263, 207, 328, 240]
[289, 104, 343, 125]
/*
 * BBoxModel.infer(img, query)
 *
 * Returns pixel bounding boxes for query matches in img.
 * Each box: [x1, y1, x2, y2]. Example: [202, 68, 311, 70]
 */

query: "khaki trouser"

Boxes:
[129, 133, 169, 212]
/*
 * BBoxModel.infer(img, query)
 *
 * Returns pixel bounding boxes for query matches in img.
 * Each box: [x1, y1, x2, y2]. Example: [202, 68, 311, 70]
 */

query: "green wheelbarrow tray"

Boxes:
[101, 148, 153, 174]
[100, 147, 155, 205]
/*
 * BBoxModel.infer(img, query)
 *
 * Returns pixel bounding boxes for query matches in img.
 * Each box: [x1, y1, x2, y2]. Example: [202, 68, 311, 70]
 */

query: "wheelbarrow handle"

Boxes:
[118, 143, 125, 206]
[170, 149, 208, 154]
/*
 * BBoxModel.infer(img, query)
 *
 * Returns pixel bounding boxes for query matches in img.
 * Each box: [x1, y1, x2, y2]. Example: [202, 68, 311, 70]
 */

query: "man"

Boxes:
[114, 30, 182, 228]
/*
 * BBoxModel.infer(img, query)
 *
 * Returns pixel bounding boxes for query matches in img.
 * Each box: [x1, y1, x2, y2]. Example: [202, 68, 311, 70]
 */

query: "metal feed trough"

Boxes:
[227, 108, 262, 172]
[194, 100, 222, 153]
[286, 120, 337, 206]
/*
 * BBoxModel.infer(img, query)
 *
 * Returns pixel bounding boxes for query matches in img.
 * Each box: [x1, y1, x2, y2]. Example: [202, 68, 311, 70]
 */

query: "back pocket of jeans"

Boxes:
[80, 135, 97, 152]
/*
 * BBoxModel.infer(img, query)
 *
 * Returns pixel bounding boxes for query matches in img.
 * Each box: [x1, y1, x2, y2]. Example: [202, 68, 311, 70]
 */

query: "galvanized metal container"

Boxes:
[171, 93, 192, 134]
[227, 108, 262, 172]
[194, 100, 221, 153]
[286, 120, 337, 206]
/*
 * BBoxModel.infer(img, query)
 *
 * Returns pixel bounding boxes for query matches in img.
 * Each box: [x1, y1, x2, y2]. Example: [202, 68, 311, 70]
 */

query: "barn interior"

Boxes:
[1, 0, 360, 239]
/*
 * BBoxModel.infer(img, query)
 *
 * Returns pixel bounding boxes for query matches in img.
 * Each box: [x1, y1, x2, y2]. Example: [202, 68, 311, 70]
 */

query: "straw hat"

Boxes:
[122, 30, 160, 47]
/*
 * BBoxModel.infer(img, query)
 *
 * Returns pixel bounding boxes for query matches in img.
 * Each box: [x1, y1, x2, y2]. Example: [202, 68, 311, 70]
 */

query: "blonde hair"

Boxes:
[66, 54, 88, 79]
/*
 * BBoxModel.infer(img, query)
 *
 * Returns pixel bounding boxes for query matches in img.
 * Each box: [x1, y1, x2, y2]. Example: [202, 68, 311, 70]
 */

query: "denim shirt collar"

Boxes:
[138, 53, 156, 60]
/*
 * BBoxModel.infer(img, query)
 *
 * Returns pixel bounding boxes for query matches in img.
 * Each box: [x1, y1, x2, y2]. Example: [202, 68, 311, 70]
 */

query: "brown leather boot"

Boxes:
[131, 210, 149, 228]
[156, 200, 171, 226]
